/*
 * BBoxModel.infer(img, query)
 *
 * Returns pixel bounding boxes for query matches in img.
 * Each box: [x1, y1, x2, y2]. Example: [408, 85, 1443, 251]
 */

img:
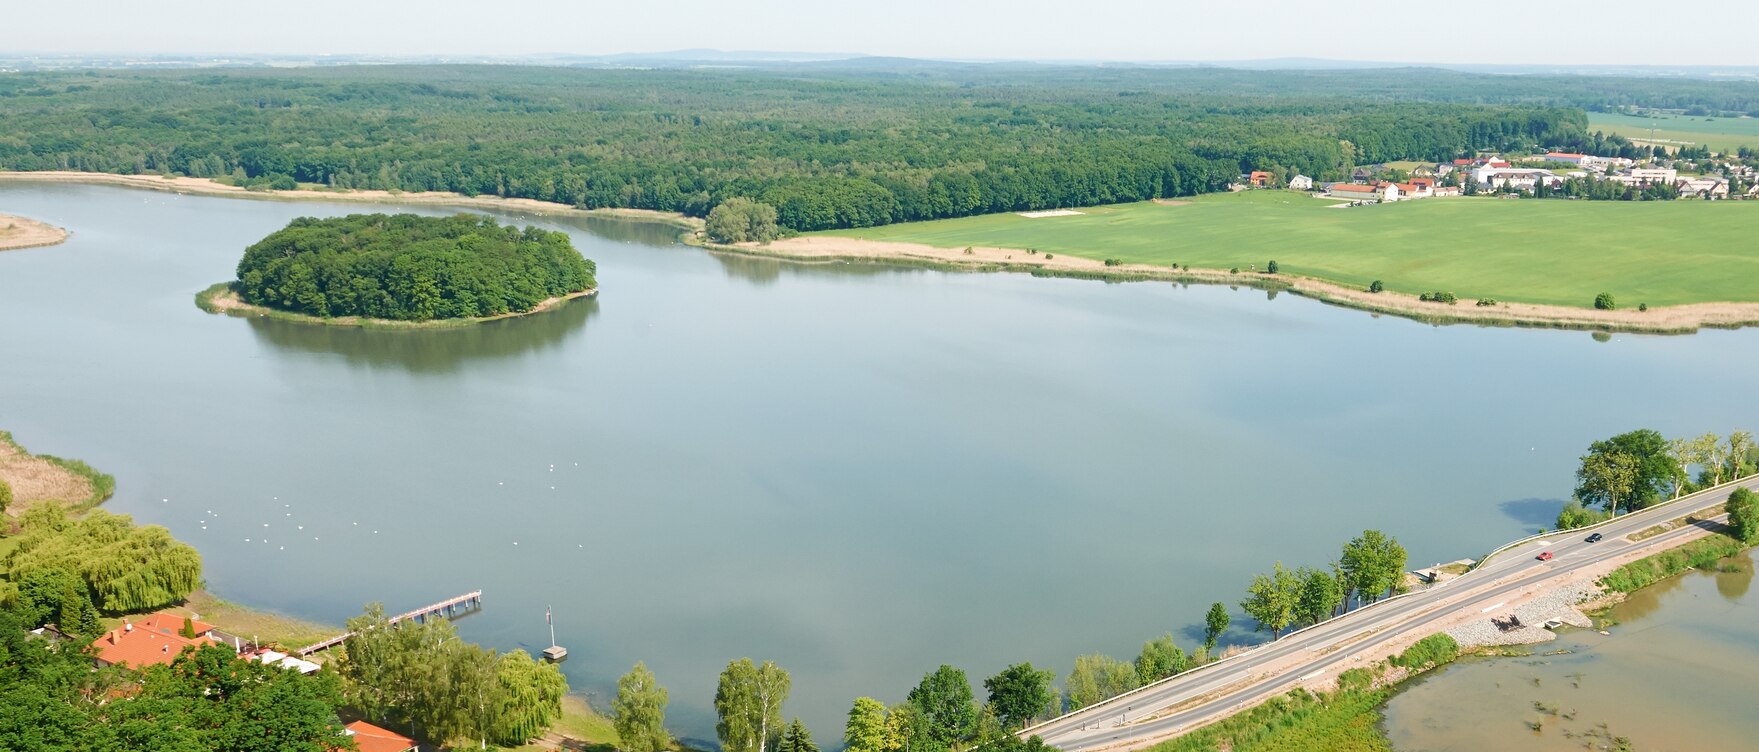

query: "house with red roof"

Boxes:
[90, 613, 223, 669]
[1248, 170, 1275, 188]
[342, 721, 417, 752]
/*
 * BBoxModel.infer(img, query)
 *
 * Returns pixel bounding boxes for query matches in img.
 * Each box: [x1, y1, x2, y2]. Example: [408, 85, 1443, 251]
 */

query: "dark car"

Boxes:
[1586, 532, 1604, 543]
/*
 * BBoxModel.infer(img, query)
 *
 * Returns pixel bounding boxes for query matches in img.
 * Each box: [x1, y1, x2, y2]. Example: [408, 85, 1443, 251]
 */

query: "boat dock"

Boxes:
[297, 590, 483, 656]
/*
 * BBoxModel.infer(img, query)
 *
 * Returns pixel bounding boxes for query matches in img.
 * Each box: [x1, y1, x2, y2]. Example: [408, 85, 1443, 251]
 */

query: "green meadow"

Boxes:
[1589, 112, 1759, 153]
[818, 191, 1759, 308]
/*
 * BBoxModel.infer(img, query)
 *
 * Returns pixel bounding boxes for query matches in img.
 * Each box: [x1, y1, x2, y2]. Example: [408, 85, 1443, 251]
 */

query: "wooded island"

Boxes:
[229, 213, 596, 323]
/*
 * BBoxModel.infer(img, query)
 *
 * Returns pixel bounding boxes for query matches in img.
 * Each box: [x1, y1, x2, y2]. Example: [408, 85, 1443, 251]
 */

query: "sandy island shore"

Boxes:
[197, 283, 597, 329]
[9, 170, 1758, 333]
[724, 235, 1759, 335]
[0, 213, 69, 251]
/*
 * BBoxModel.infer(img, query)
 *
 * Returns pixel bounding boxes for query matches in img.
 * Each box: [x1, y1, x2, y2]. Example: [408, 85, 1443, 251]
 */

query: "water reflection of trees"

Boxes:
[245, 296, 598, 373]
[1716, 552, 1753, 601]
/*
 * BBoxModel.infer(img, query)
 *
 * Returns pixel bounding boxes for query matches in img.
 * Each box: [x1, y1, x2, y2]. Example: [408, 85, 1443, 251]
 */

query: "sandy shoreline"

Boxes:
[9, 170, 1758, 333]
[719, 236, 1759, 334]
[0, 170, 694, 227]
[0, 212, 69, 251]
[197, 282, 597, 329]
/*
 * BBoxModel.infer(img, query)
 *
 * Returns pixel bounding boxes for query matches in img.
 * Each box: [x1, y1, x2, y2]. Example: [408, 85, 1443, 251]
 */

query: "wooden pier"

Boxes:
[298, 590, 483, 656]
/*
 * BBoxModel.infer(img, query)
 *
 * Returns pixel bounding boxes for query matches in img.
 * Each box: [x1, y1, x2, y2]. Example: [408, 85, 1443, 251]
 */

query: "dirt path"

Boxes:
[0, 213, 69, 251]
[730, 236, 1759, 334]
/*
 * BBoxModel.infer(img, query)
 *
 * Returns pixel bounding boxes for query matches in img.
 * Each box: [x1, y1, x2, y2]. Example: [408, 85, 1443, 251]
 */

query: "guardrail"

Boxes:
[1018, 471, 1758, 741]
[1471, 472, 1756, 570]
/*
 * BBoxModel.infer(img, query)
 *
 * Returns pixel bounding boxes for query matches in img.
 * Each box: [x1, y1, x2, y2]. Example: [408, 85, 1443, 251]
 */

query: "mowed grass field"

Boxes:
[1588, 112, 1759, 153]
[818, 191, 1759, 307]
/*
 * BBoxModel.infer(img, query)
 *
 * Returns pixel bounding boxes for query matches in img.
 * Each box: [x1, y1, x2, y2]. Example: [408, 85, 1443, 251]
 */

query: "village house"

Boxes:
[1676, 176, 1729, 199]
[1543, 152, 1600, 166]
[341, 721, 417, 752]
[91, 613, 224, 669]
[1288, 174, 1313, 191]
[1350, 167, 1374, 183]
[1248, 171, 1275, 188]
[1326, 182, 1381, 200]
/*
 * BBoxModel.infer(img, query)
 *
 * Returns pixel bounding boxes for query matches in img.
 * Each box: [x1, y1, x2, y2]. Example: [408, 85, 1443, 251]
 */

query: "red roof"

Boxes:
[1545, 152, 1587, 159]
[1330, 183, 1378, 193]
[345, 721, 417, 752]
[1409, 178, 1435, 188]
[1453, 159, 1474, 165]
[136, 612, 215, 638]
[91, 620, 219, 669]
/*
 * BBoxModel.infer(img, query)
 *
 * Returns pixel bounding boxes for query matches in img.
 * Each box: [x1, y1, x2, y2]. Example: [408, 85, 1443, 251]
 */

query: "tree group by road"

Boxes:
[1562, 427, 1757, 528]
[1239, 530, 1406, 639]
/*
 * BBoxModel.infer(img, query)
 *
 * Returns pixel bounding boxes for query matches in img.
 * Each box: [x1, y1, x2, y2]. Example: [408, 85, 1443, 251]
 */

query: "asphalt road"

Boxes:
[1026, 477, 1758, 752]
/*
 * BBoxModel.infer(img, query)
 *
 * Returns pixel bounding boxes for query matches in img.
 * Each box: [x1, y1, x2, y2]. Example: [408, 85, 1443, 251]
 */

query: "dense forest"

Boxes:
[0, 65, 1606, 230]
[235, 213, 596, 321]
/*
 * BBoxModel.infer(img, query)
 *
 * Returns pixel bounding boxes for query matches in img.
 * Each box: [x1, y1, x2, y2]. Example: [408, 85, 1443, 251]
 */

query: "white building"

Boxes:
[1289, 174, 1314, 191]
[1676, 177, 1729, 199]
[1471, 167, 1562, 191]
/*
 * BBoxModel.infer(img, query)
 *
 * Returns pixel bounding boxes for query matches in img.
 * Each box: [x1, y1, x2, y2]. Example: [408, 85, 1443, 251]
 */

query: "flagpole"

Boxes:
[547, 605, 556, 649]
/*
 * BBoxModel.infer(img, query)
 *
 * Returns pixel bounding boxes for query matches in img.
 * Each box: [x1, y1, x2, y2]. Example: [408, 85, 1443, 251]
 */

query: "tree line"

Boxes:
[234, 213, 596, 322]
[0, 66, 1592, 232]
[1558, 428, 1757, 529]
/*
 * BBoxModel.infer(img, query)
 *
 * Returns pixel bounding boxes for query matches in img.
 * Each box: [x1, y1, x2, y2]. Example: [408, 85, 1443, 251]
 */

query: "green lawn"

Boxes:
[1589, 112, 1759, 153]
[818, 191, 1759, 307]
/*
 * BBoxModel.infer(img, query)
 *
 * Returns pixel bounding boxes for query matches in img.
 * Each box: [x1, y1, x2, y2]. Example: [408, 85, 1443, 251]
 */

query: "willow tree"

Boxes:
[490, 649, 566, 746]
[3, 507, 201, 613]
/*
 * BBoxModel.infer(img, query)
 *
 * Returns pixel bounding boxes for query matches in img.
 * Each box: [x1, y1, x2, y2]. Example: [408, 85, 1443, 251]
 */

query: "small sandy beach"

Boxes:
[0, 213, 69, 251]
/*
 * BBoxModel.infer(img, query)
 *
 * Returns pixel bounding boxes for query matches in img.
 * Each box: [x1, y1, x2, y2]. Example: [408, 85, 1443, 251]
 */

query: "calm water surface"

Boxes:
[1383, 552, 1759, 751]
[3, 183, 1758, 742]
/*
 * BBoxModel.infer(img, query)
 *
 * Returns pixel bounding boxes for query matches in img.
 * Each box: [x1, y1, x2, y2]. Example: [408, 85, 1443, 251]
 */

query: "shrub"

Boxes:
[1103, 258, 1123, 267]
[1044, 254, 1053, 260]
[1418, 291, 1457, 304]
[1266, 260, 1279, 274]
[1368, 280, 1384, 293]
[1476, 298, 1497, 307]
[0, 478, 11, 515]
[1229, 267, 1240, 274]
[706, 198, 782, 243]
[1638, 303, 1648, 312]
[1594, 292, 1617, 310]
[1393, 634, 1459, 670]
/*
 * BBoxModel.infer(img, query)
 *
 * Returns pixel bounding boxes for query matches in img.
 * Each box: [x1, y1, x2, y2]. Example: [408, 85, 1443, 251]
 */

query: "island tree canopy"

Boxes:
[235, 213, 596, 322]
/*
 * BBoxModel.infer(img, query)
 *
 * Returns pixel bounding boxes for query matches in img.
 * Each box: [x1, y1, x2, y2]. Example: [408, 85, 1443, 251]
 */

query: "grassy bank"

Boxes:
[1599, 533, 1748, 594]
[196, 281, 597, 330]
[817, 192, 1759, 309]
[0, 429, 114, 514]
[1144, 635, 1458, 752]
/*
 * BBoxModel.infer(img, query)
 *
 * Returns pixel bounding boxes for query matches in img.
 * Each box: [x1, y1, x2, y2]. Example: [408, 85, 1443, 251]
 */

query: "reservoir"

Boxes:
[3, 183, 1757, 742]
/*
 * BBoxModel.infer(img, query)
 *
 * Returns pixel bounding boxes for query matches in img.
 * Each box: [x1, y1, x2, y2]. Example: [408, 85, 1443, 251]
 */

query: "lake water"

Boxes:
[1383, 551, 1759, 751]
[3, 182, 1759, 743]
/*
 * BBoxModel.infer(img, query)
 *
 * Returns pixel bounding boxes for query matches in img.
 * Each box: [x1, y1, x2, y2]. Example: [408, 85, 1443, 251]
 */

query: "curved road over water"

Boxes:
[1025, 477, 1759, 752]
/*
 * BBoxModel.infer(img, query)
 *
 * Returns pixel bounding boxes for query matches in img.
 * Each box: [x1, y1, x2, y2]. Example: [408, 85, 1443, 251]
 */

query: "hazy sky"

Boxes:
[12, 0, 1759, 65]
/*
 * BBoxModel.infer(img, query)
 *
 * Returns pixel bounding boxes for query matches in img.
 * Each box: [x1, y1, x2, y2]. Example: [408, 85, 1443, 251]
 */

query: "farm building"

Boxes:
[1289, 174, 1313, 190]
